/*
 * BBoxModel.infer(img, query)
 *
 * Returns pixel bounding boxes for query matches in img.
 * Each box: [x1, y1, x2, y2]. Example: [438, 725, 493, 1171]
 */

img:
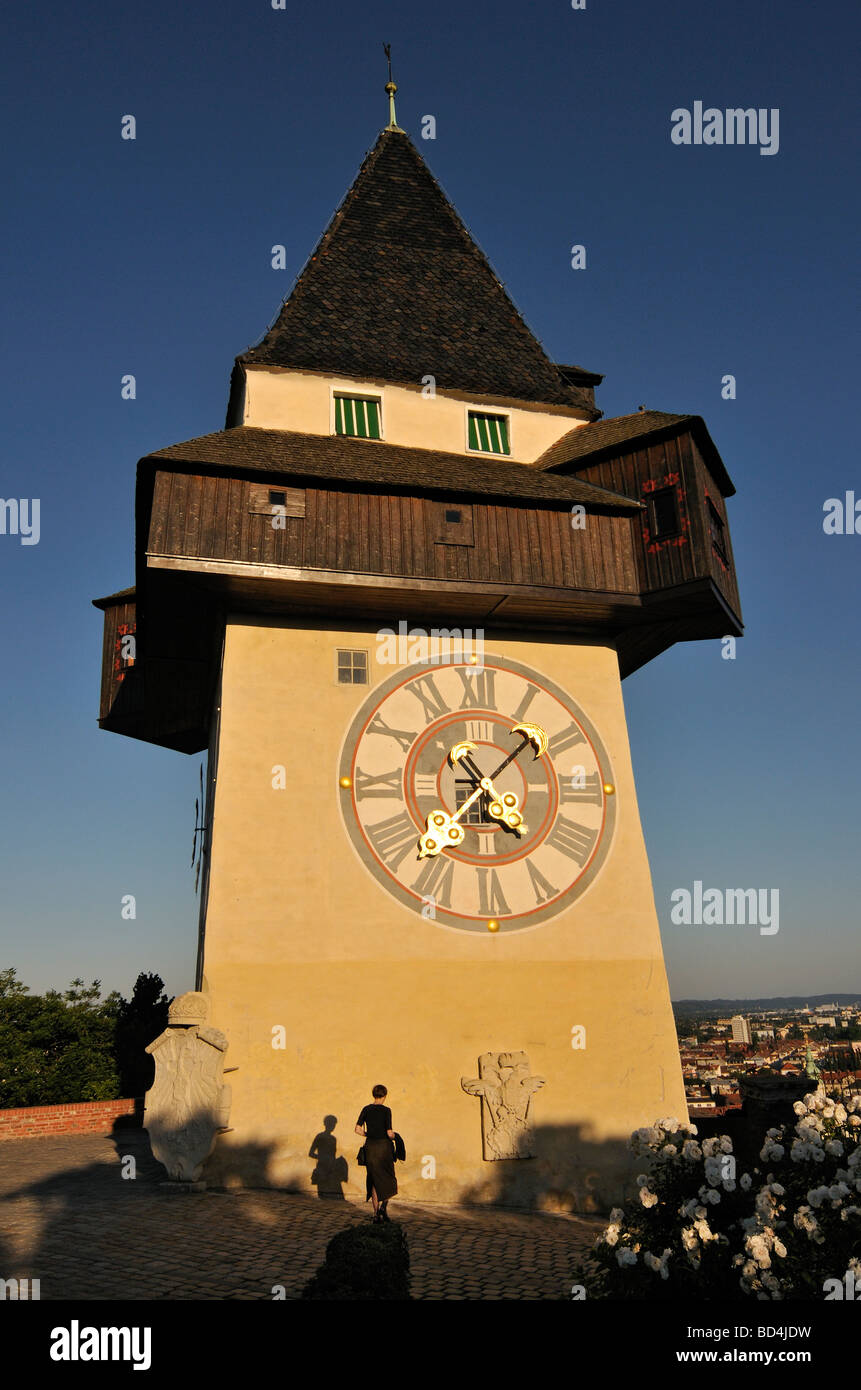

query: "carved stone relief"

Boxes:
[144, 991, 231, 1182]
[461, 1050, 545, 1159]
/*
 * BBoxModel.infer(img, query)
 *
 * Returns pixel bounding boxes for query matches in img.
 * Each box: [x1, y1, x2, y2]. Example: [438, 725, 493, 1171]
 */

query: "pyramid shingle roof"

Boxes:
[239, 129, 595, 412]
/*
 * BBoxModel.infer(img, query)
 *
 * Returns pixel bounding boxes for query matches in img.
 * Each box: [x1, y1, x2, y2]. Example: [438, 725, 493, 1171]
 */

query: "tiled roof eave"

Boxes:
[142, 428, 642, 512]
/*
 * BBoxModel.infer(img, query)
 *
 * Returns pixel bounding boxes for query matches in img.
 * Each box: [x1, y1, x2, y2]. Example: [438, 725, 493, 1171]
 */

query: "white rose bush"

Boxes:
[574, 1092, 861, 1299]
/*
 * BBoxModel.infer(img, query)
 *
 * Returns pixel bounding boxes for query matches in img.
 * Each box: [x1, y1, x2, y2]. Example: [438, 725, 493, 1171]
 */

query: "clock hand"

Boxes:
[448, 740, 526, 838]
[419, 738, 530, 858]
[457, 726, 548, 832]
[486, 723, 549, 781]
[417, 778, 488, 859]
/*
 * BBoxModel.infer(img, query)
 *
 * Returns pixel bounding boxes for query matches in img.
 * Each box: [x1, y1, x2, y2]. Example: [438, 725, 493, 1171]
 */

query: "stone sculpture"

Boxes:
[461, 1050, 545, 1159]
[144, 991, 231, 1182]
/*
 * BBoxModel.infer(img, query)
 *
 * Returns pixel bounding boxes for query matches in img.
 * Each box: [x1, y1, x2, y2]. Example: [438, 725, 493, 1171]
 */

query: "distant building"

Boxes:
[731, 1015, 752, 1044]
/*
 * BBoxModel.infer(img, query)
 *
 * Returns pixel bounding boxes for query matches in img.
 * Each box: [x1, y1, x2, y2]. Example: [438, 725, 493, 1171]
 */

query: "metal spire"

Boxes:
[383, 43, 402, 131]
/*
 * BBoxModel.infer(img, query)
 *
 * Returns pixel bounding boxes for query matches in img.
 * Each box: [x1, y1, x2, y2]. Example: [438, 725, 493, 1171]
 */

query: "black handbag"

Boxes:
[357, 1144, 366, 1166]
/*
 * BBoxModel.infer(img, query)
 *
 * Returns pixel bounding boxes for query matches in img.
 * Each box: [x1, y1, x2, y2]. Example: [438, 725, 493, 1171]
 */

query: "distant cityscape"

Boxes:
[672, 997, 861, 1119]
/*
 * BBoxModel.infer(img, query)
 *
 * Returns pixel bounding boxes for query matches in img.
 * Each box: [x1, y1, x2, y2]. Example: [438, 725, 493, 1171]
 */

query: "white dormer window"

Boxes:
[334, 393, 382, 440]
[467, 411, 510, 455]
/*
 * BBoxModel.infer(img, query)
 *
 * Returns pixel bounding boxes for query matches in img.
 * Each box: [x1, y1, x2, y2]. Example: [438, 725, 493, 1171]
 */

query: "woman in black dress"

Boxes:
[355, 1084, 397, 1222]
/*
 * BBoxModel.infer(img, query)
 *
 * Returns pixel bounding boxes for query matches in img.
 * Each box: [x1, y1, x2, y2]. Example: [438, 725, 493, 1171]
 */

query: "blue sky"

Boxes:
[1, 0, 857, 1003]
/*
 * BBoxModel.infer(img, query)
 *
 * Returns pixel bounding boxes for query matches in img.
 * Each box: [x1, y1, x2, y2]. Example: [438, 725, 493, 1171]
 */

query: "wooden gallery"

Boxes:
[94, 105, 742, 1208]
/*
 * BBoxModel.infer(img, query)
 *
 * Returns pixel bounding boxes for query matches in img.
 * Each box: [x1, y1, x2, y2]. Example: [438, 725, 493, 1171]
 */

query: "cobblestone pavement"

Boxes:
[0, 1133, 605, 1301]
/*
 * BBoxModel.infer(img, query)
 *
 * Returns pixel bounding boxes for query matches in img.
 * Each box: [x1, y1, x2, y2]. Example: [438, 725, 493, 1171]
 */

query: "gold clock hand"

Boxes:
[417, 779, 486, 859]
[450, 745, 525, 839]
[487, 722, 548, 781]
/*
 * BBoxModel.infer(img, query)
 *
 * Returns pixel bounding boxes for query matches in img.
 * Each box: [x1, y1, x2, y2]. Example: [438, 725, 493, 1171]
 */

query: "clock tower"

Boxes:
[94, 101, 742, 1209]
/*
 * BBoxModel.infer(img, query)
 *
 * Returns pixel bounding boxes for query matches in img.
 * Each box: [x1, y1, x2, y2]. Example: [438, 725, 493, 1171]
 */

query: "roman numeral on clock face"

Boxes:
[464, 720, 493, 743]
[560, 771, 603, 805]
[456, 667, 497, 710]
[471, 832, 496, 855]
[547, 723, 587, 757]
[411, 854, 455, 909]
[354, 767, 403, 800]
[414, 773, 439, 798]
[526, 859, 559, 905]
[367, 713, 417, 753]
[366, 812, 419, 871]
[476, 867, 511, 916]
[407, 674, 450, 724]
[545, 816, 598, 866]
[512, 683, 539, 722]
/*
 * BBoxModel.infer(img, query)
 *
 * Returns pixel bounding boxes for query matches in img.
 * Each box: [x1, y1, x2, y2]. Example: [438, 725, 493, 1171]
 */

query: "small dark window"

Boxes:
[648, 487, 680, 539]
[248, 483, 306, 517]
[434, 501, 474, 546]
[707, 498, 728, 562]
[337, 649, 368, 685]
[456, 779, 492, 825]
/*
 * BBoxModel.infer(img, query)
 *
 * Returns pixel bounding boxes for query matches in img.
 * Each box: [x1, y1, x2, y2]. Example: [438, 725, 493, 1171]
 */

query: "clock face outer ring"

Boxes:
[337, 654, 617, 934]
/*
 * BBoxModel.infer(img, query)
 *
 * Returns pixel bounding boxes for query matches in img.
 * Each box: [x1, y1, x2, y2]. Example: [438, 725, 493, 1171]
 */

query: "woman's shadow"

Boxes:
[308, 1115, 349, 1199]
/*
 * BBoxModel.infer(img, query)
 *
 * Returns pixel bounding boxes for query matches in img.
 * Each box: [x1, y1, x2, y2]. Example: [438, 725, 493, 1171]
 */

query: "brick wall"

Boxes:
[0, 1098, 143, 1141]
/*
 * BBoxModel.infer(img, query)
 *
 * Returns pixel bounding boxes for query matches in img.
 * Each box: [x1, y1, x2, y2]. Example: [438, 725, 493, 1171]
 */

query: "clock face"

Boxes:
[338, 655, 616, 933]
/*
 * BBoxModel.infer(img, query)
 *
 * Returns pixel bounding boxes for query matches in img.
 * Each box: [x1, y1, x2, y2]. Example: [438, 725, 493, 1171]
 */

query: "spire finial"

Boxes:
[383, 43, 401, 130]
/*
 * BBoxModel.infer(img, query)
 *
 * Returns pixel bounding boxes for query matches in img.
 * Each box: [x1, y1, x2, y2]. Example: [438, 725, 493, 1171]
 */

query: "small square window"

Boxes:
[434, 501, 474, 546]
[337, 649, 368, 684]
[248, 483, 305, 517]
[467, 411, 510, 455]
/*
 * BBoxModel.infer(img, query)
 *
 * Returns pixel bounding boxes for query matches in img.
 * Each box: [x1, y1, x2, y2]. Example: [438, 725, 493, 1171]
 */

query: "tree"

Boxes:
[113, 973, 172, 1098]
[0, 968, 172, 1108]
[0, 970, 120, 1106]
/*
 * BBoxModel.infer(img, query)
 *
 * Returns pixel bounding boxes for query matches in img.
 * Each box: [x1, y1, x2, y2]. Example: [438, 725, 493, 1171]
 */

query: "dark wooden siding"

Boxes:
[98, 599, 141, 723]
[689, 440, 741, 617]
[147, 471, 640, 595]
[570, 428, 740, 618]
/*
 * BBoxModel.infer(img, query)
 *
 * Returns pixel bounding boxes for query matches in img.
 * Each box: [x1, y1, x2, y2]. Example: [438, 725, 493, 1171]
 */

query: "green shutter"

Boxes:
[468, 412, 510, 454]
[335, 395, 381, 439]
